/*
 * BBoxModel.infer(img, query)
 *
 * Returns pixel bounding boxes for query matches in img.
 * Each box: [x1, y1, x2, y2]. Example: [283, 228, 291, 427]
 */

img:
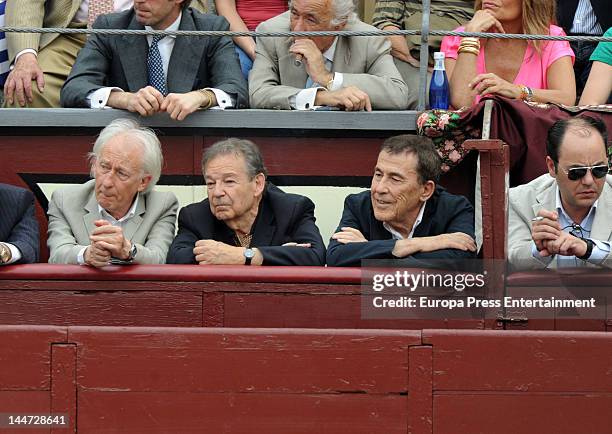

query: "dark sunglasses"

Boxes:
[563, 165, 609, 181]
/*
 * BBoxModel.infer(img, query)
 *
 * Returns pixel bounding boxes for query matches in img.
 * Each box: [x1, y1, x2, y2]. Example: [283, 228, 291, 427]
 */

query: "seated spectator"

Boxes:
[508, 116, 611, 270]
[579, 27, 612, 105]
[441, 0, 576, 108]
[47, 119, 178, 267]
[557, 0, 609, 96]
[249, 0, 410, 111]
[372, 0, 474, 104]
[326, 135, 476, 267]
[167, 138, 326, 266]
[60, 0, 247, 119]
[214, 0, 288, 80]
[0, 183, 39, 264]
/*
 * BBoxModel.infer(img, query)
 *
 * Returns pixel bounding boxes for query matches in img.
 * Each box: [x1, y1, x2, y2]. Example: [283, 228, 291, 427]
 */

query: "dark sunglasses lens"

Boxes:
[568, 168, 587, 180]
[592, 166, 609, 179]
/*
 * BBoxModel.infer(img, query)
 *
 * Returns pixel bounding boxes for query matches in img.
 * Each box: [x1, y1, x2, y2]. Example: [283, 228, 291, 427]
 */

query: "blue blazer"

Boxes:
[326, 187, 476, 267]
[167, 183, 326, 266]
[0, 183, 39, 263]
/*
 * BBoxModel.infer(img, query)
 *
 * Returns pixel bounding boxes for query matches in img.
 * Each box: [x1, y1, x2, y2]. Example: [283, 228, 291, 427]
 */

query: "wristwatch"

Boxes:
[244, 248, 255, 265]
[0, 243, 12, 264]
[577, 238, 594, 260]
[126, 243, 138, 262]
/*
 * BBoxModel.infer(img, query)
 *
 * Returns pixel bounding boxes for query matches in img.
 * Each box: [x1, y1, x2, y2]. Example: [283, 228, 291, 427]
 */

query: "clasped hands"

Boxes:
[531, 210, 588, 258]
[84, 220, 132, 268]
[110, 86, 215, 120]
[289, 39, 372, 111]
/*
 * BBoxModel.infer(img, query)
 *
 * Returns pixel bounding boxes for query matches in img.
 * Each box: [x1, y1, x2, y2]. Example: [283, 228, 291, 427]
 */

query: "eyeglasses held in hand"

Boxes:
[563, 165, 609, 181]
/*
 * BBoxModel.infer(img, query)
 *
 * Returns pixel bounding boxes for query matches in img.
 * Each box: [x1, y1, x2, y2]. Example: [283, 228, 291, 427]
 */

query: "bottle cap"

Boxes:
[433, 52, 445, 60]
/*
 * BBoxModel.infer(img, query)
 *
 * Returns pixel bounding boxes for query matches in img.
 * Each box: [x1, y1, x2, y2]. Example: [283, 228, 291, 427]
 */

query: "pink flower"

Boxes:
[417, 113, 429, 129]
[449, 150, 462, 162]
[437, 113, 451, 129]
[444, 142, 455, 151]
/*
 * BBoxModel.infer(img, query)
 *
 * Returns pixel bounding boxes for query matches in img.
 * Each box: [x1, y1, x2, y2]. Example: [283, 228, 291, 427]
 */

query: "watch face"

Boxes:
[245, 248, 255, 259]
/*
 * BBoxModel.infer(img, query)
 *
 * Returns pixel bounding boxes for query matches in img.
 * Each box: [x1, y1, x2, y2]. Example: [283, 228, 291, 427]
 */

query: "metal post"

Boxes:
[418, 0, 431, 111]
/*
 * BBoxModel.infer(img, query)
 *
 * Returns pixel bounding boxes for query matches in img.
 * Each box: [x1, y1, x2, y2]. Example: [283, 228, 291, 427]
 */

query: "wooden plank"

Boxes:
[223, 293, 483, 330]
[0, 291, 203, 327]
[78, 391, 407, 433]
[433, 394, 612, 434]
[0, 391, 51, 434]
[424, 330, 612, 392]
[70, 328, 418, 393]
[51, 345, 76, 434]
[408, 346, 433, 434]
[0, 326, 67, 390]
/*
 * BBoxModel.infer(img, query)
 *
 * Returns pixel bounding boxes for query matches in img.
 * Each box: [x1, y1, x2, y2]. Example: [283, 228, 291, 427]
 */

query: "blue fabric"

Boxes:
[235, 45, 252, 81]
[147, 35, 167, 95]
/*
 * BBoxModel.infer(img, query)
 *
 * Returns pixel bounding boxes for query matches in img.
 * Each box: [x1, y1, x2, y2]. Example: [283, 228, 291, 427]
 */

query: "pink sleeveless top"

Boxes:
[236, 0, 288, 31]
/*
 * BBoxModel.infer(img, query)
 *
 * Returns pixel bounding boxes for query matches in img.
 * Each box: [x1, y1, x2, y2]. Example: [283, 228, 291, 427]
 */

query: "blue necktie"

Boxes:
[305, 58, 333, 89]
[147, 35, 167, 95]
[0, 1, 9, 87]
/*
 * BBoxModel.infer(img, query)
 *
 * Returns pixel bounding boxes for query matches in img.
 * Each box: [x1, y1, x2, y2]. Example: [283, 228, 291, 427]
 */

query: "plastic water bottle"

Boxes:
[429, 52, 449, 110]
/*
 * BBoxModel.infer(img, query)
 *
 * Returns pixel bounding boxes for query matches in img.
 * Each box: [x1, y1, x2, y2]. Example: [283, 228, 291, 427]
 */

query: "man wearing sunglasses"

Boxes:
[508, 116, 611, 270]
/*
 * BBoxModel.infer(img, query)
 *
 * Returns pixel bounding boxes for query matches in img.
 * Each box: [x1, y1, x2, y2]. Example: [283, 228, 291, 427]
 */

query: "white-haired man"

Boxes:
[249, 0, 410, 111]
[47, 118, 178, 267]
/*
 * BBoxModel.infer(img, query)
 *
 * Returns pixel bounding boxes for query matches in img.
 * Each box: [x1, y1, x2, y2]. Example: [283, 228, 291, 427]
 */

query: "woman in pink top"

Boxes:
[215, 0, 288, 79]
[441, 0, 576, 108]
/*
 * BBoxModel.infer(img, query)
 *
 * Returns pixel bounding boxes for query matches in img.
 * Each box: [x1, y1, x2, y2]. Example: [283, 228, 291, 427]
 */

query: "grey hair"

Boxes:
[89, 118, 163, 192]
[289, 0, 357, 26]
[202, 138, 268, 179]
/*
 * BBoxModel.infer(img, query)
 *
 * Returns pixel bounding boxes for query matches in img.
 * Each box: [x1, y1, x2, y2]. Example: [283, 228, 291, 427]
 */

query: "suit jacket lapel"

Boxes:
[122, 194, 145, 241]
[591, 183, 612, 241]
[532, 184, 557, 218]
[251, 195, 276, 247]
[83, 192, 101, 238]
[167, 12, 205, 93]
[120, 16, 149, 92]
[332, 34, 351, 72]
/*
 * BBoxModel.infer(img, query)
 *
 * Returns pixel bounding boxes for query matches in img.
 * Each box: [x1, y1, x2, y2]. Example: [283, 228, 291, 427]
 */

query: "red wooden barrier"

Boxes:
[1, 326, 611, 433]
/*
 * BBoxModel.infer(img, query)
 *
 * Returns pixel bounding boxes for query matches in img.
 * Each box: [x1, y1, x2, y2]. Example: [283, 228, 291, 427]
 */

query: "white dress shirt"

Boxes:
[87, 12, 234, 109]
[1, 242, 22, 265]
[383, 202, 426, 240]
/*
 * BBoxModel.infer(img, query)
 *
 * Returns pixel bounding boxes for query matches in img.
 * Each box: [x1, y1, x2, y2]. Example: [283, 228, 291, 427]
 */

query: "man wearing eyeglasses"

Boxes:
[508, 116, 611, 270]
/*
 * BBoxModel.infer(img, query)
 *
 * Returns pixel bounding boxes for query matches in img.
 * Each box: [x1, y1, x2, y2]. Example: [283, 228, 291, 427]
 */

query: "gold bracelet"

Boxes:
[197, 89, 213, 109]
[457, 46, 480, 56]
[326, 77, 335, 91]
[460, 37, 480, 46]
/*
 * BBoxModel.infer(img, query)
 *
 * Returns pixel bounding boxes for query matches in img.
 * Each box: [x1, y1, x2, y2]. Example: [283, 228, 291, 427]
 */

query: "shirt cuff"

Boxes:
[329, 72, 343, 91]
[586, 239, 610, 264]
[206, 88, 234, 109]
[4, 243, 22, 265]
[291, 87, 323, 110]
[531, 241, 554, 265]
[87, 87, 124, 108]
[77, 246, 88, 265]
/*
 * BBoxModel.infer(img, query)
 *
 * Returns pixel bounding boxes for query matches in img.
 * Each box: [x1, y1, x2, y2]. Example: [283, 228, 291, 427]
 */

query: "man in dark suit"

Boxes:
[60, 0, 247, 119]
[326, 135, 476, 267]
[0, 183, 39, 264]
[167, 138, 326, 266]
[556, 0, 610, 94]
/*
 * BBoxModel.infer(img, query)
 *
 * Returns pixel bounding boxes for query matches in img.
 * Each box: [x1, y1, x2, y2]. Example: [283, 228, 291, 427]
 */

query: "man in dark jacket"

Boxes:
[167, 138, 326, 266]
[327, 135, 476, 267]
[0, 183, 39, 264]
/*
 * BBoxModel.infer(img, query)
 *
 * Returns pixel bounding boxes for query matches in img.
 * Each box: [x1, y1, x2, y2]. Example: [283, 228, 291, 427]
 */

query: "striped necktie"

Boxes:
[147, 35, 168, 95]
[88, 0, 114, 28]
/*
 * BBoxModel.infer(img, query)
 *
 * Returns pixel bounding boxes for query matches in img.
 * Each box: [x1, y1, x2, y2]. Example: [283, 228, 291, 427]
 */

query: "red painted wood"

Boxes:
[408, 346, 433, 434]
[51, 345, 76, 434]
[69, 327, 418, 393]
[424, 330, 612, 392]
[0, 391, 51, 434]
[433, 394, 612, 434]
[202, 292, 224, 327]
[78, 392, 407, 433]
[0, 326, 66, 390]
[0, 290, 203, 327]
[507, 269, 612, 286]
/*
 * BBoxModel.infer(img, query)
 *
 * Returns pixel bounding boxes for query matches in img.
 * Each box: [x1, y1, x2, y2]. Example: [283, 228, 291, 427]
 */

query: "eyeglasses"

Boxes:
[562, 165, 609, 181]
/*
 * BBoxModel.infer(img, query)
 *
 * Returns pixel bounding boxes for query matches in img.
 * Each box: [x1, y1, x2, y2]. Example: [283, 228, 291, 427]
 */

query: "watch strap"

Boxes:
[577, 238, 594, 260]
